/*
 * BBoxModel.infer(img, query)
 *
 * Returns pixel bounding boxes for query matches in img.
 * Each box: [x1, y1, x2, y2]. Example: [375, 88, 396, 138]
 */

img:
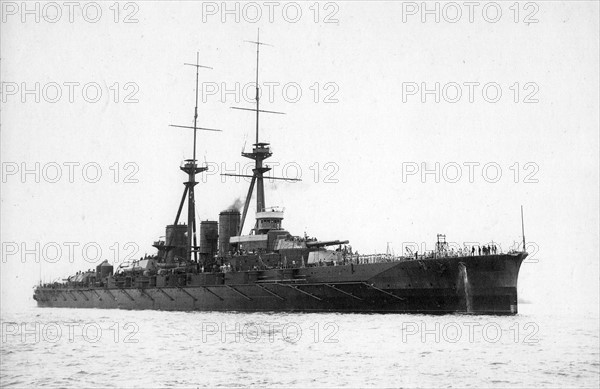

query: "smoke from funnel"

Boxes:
[227, 197, 244, 211]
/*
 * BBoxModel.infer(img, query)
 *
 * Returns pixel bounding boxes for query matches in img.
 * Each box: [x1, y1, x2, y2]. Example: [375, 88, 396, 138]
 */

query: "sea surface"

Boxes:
[1, 303, 598, 388]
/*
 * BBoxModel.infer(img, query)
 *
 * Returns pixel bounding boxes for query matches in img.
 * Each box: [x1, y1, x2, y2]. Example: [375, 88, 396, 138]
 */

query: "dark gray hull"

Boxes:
[34, 253, 526, 315]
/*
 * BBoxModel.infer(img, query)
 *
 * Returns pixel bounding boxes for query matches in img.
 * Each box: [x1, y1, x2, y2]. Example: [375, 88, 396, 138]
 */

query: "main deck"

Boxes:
[34, 252, 526, 315]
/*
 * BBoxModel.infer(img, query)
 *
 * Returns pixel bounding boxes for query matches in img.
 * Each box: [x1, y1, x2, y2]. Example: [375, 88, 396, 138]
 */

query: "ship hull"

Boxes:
[34, 253, 526, 315]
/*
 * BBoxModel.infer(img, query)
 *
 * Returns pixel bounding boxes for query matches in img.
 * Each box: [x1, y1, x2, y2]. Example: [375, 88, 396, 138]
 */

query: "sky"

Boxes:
[1, 1, 599, 315]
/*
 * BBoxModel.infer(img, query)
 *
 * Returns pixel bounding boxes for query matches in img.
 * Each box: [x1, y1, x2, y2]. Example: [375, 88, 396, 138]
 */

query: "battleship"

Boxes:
[33, 34, 528, 315]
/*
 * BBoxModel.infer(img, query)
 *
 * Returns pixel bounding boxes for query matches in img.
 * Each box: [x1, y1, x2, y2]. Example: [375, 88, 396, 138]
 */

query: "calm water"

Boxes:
[1, 303, 598, 388]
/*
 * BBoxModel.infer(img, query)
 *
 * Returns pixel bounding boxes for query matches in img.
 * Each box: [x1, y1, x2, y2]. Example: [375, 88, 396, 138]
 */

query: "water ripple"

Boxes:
[0, 305, 598, 388]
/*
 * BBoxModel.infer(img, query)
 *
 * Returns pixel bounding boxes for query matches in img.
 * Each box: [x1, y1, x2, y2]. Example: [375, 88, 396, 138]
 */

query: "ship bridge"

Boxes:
[256, 208, 284, 233]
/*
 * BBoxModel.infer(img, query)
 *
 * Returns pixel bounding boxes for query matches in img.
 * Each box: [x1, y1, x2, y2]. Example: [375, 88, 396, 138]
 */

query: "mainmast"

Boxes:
[169, 52, 221, 262]
[223, 30, 299, 235]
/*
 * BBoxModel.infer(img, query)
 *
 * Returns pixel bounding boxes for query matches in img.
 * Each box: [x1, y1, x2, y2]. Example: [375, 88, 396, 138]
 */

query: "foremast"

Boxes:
[224, 30, 298, 236]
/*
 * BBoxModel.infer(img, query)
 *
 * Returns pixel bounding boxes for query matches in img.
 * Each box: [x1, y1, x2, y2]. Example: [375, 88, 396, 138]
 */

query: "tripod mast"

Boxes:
[169, 52, 221, 262]
[225, 30, 299, 236]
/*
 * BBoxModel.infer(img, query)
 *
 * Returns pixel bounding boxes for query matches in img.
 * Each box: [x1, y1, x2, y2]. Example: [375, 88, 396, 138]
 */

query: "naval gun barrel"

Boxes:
[305, 240, 349, 248]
